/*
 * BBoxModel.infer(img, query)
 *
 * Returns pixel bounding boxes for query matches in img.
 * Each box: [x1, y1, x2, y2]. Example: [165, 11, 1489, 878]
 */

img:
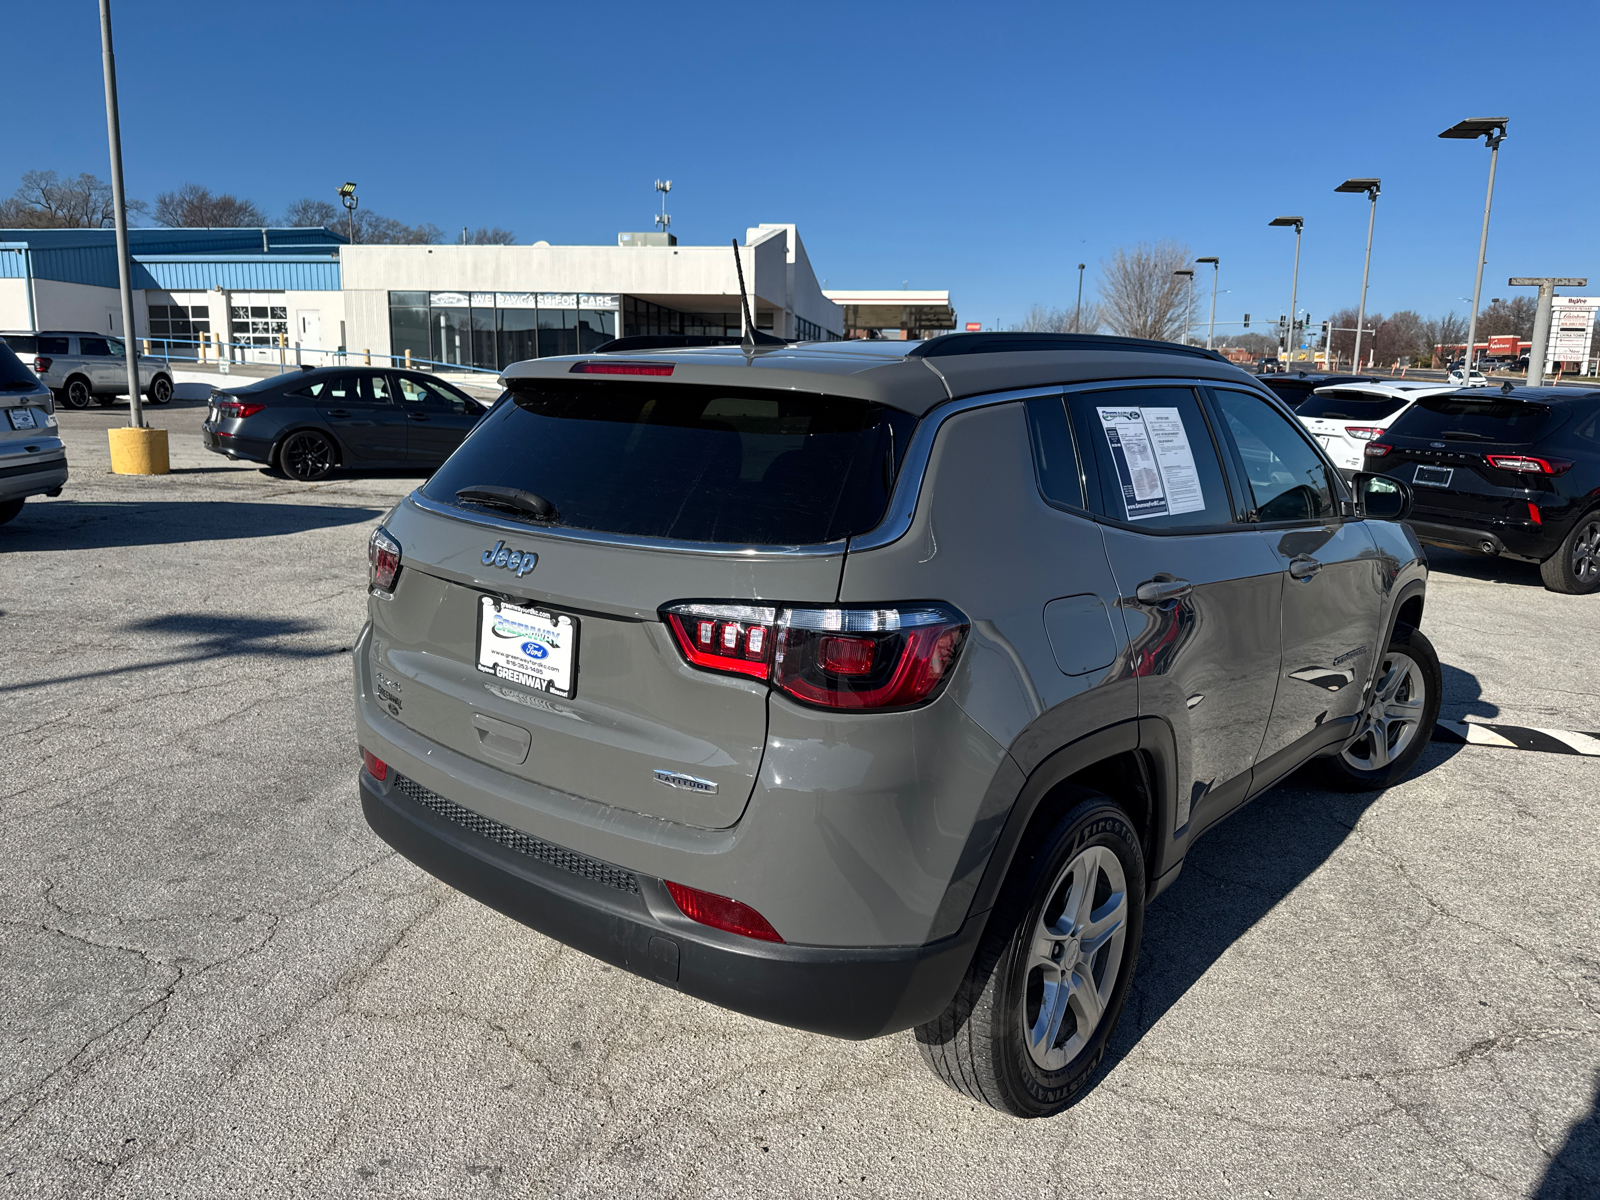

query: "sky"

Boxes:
[9, 0, 1598, 335]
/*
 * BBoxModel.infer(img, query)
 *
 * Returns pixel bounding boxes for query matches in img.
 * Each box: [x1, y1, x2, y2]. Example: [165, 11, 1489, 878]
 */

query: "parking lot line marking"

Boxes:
[1433, 720, 1600, 756]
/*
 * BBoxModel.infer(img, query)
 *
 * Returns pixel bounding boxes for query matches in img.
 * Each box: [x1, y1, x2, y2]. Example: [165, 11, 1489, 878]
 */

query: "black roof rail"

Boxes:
[909, 331, 1231, 362]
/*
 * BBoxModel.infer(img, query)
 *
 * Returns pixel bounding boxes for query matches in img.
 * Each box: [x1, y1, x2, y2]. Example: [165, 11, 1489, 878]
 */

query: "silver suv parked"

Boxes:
[0, 331, 174, 409]
[353, 333, 1440, 1117]
[0, 337, 66, 524]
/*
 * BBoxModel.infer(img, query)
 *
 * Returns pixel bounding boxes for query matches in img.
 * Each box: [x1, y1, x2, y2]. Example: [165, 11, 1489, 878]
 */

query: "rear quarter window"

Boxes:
[0, 339, 41, 387]
[422, 381, 917, 546]
[2, 335, 38, 355]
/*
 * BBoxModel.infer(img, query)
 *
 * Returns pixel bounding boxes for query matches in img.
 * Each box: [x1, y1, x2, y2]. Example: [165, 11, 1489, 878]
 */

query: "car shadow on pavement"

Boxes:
[1097, 671, 1482, 1085]
[1535, 1074, 1600, 1198]
[0, 499, 383, 551]
[1441, 661, 1499, 722]
[1424, 546, 1546, 589]
[0, 613, 350, 696]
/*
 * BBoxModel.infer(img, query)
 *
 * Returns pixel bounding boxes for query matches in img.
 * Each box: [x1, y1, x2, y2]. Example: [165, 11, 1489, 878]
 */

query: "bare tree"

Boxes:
[1217, 332, 1278, 356]
[1476, 296, 1536, 340]
[1372, 309, 1425, 366]
[153, 183, 267, 228]
[1419, 312, 1468, 367]
[0, 169, 143, 228]
[282, 197, 341, 230]
[1098, 241, 1192, 341]
[468, 226, 515, 245]
[1013, 301, 1101, 333]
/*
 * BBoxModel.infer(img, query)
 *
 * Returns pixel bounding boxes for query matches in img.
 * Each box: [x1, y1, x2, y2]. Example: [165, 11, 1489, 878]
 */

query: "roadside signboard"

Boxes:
[1489, 334, 1521, 356]
[965, 322, 981, 331]
[1547, 296, 1599, 372]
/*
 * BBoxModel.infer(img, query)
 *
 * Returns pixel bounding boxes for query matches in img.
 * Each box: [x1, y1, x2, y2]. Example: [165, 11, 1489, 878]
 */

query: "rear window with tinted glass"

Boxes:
[1295, 391, 1408, 420]
[2, 335, 38, 355]
[421, 381, 917, 546]
[1392, 398, 1560, 444]
[0, 339, 41, 388]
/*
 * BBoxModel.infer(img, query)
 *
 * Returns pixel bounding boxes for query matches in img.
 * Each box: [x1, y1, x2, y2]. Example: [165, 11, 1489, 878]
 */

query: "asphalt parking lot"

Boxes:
[2, 398, 1597, 1199]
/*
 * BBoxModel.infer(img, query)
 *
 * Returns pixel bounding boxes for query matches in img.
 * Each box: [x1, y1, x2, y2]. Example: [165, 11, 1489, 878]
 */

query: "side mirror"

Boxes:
[1352, 471, 1413, 521]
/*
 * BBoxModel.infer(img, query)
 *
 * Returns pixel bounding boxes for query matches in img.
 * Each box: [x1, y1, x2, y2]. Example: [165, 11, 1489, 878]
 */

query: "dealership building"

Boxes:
[0, 224, 955, 371]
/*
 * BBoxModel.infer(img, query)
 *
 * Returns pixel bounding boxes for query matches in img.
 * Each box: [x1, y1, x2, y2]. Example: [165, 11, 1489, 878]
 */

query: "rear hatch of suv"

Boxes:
[370, 372, 914, 829]
[1295, 388, 1412, 471]
[1373, 394, 1571, 525]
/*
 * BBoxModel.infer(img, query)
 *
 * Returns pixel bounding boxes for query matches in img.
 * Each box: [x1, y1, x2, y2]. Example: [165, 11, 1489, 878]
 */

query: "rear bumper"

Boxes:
[1407, 517, 1558, 562]
[0, 452, 68, 502]
[360, 768, 984, 1039]
[201, 424, 273, 464]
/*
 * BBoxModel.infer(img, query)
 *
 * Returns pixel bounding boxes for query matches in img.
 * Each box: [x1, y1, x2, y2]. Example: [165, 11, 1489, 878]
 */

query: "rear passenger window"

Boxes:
[1024, 396, 1084, 509]
[80, 337, 111, 356]
[1068, 387, 1235, 531]
[37, 336, 69, 355]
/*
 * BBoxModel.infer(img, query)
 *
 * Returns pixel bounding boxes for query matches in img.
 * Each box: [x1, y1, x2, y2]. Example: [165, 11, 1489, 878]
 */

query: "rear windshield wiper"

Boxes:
[1440, 430, 1490, 440]
[455, 485, 560, 523]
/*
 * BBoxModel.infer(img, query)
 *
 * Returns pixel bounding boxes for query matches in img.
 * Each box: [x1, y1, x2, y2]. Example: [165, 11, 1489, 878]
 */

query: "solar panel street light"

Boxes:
[1440, 119, 1509, 379]
[1269, 218, 1304, 367]
[1336, 178, 1381, 369]
[1196, 257, 1220, 350]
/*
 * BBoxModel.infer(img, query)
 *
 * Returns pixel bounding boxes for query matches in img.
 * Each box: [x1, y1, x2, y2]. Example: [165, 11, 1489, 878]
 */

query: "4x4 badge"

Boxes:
[481, 540, 538, 577]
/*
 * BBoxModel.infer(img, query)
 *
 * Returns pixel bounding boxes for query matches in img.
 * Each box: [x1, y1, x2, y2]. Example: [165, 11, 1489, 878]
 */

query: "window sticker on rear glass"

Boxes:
[476, 596, 578, 699]
[1097, 407, 1206, 521]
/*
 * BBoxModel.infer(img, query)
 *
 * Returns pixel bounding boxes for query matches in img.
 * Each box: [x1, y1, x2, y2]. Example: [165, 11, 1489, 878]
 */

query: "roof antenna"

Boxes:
[731, 238, 785, 350]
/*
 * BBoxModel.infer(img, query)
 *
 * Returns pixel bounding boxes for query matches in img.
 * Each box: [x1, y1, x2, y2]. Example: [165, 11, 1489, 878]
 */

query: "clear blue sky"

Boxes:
[11, 0, 1597, 334]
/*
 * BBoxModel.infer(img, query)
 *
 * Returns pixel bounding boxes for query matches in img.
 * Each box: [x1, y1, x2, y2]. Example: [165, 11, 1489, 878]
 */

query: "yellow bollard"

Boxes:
[364, 348, 371, 365]
[108, 427, 170, 475]
[405, 349, 412, 369]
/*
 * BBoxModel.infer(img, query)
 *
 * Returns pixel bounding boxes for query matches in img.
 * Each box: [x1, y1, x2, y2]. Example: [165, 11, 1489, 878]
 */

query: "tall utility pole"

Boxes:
[1441, 118, 1509, 378]
[1269, 217, 1303, 366]
[99, 0, 143, 430]
[1336, 178, 1381, 371]
[1075, 262, 1086, 331]
[1197, 257, 1219, 349]
[1173, 269, 1195, 344]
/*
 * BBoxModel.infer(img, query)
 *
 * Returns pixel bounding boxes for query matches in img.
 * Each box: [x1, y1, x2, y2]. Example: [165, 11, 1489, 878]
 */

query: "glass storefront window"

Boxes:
[576, 309, 615, 352]
[538, 309, 575, 358]
[498, 307, 538, 367]
[471, 304, 497, 368]
[432, 306, 471, 367]
[390, 293, 429, 366]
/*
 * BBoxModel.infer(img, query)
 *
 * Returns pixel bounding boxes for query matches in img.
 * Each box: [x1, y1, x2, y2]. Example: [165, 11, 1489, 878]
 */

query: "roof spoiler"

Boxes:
[909, 332, 1231, 361]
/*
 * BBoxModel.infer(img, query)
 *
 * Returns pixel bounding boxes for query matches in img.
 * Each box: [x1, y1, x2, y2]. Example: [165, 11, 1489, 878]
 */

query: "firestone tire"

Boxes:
[1316, 625, 1441, 792]
[1538, 513, 1600, 595]
[914, 791, 1144, 1118]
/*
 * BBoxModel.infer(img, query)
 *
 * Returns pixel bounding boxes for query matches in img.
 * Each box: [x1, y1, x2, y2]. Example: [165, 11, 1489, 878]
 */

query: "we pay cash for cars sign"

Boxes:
[1097, 407, 1206, 520]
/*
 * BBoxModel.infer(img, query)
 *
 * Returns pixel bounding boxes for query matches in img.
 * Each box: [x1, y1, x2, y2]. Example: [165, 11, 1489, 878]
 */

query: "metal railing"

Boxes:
[136, 333, 502, 377]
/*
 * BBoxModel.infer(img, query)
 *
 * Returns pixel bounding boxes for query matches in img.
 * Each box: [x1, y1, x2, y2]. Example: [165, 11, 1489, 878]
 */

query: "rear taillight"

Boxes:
[361, 748, 388, 781]
[665, 881, 783, 942]
[1486, 454, 1572, 476]
[1528, 502, 1542, 525]
[33, 356, 51, 374]
[662, 601, 969, 711]
[1344, 425, 1385, 440]
[368, 526, 401, 592]
[1364, 442, 1391, 457]
[215, 399, 265, 419]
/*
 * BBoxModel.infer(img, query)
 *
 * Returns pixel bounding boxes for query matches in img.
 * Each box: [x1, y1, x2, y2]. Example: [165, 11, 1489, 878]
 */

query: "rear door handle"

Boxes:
[407, 412, 430, 421]
[326, 408, 350, 418]
[1135, 576, 1193, 604]
[1289, 556, 1323, 580]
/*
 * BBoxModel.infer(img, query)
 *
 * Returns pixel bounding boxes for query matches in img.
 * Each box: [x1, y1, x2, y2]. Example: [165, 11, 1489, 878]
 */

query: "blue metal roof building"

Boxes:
[0, 226, 343, 292]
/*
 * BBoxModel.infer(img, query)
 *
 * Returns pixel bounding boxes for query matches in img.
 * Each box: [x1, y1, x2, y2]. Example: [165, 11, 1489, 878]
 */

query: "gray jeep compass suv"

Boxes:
[354, 333, 1439, 1117]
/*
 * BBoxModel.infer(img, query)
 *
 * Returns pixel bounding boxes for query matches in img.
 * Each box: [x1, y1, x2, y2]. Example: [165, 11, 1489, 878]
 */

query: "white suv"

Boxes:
[0, 331, 174, 409]
[1293, 381, 1460, 478]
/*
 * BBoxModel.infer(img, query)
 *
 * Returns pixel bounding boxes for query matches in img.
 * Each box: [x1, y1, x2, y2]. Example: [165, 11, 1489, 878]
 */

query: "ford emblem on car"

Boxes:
[653, 769, 718, 794]
[481, 540, 538, 577]
[1430, 442, 1446, 448]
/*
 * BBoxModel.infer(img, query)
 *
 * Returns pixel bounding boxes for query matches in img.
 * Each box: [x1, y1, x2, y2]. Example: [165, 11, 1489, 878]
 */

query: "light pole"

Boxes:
[339, 182, 358, 245]
[98, 0, 142, 431]
[1268, 217, 1303, 366]
[1440, 118, 1508, 378]
[1197, 257, 1219, 349]
[1173, 269, 1195, 344]
[1075, 262, 1086, 331]
[1335, 178, 1381, 370]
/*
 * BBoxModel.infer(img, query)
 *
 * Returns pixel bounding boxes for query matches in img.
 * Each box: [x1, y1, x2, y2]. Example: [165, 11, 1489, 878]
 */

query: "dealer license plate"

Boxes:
[6, 407, 37, 430]
[1413, 465, 1454, 489]
[476, 596, 578, 698]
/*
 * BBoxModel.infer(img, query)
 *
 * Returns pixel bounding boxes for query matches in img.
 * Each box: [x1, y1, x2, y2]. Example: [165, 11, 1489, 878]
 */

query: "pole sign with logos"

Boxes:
[1546, 296, 1599, 373]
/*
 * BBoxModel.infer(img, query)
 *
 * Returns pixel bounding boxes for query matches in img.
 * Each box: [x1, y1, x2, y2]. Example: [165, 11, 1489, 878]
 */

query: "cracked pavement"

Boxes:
[1, 400, 1596, 1198]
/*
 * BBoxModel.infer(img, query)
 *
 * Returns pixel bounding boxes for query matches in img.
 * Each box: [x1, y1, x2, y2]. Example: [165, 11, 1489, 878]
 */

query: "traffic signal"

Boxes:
[1321, 321, 1330, 338]
[1244, 313, 1250, 329]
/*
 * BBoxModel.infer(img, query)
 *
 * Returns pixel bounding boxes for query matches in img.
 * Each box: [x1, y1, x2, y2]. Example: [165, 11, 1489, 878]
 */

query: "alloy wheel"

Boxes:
[1019, 843, 1129, 1070]
[65, 379, 91, 409]
[281, 432, 334, 481]
[1341, 652, 1426, 772]
[1571, 520, 1600, 583]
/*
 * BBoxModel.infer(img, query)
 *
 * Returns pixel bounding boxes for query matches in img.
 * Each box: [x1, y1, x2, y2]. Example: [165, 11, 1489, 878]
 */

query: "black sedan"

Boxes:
[201, 367, 492, 481]
[1368, 385, 1600, 593]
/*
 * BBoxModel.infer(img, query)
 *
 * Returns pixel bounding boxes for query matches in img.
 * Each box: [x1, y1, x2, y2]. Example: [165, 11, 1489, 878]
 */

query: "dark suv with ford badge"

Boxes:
[1367, 386, 1600, 593]
[354, 333, 1440, 1117]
